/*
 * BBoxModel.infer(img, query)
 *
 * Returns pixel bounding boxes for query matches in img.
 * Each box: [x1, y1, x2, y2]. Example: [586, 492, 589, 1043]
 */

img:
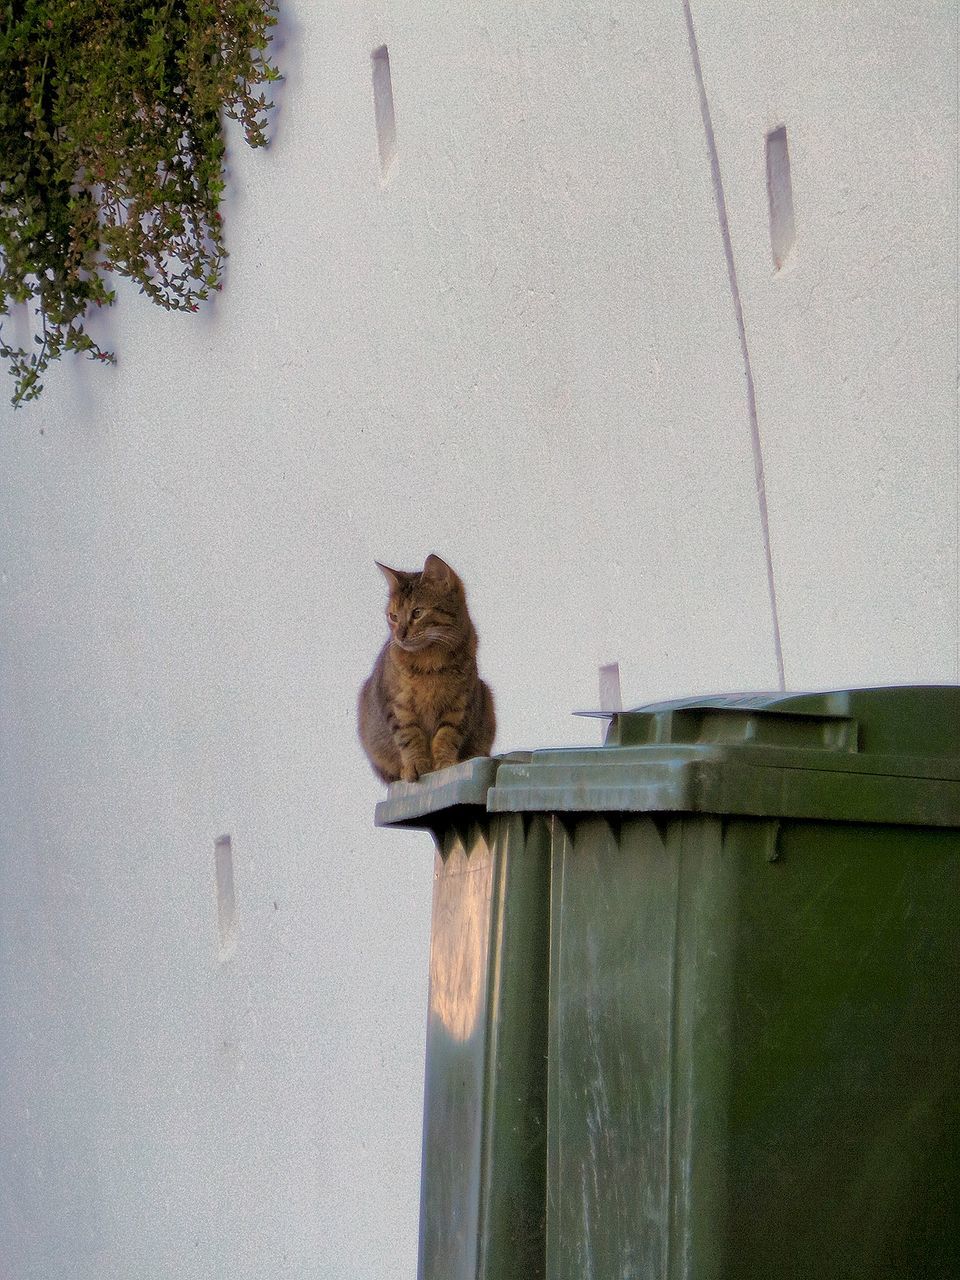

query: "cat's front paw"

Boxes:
[400, 756, 432, 783]
[431, 750, 459, 772]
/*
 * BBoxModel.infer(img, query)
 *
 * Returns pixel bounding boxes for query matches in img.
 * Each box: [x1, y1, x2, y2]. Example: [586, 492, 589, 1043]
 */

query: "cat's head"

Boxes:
[376, 554, 468, 652]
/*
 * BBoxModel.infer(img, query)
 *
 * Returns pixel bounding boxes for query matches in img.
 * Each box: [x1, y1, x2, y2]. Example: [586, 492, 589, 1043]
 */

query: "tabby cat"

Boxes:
[358, 554, 496, 783]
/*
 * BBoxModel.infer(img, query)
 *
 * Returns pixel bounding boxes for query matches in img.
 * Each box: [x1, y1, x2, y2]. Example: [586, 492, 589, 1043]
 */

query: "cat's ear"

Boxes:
[422, 554, 458, 587]
[375, 561, 403, 592]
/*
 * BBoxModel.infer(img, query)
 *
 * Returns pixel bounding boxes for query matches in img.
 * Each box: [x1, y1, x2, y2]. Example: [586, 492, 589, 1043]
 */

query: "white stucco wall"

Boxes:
[0, 2, 956, 1277]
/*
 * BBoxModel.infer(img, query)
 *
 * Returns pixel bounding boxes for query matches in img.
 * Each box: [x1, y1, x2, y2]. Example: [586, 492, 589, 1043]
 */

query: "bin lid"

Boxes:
[375, 687, 960, 829]
[374, 753, 530, 829]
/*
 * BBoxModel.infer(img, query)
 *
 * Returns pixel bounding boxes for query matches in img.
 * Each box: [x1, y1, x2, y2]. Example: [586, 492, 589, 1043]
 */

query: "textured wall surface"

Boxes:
[0, 2, 956, 1277]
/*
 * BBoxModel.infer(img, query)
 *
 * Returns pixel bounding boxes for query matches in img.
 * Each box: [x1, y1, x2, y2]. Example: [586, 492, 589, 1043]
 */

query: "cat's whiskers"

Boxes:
[423, 628, 456, 649]
[393, 628, 457, 653]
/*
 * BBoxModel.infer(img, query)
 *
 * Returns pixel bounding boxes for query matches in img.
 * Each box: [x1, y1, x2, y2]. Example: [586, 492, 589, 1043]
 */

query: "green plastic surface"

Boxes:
[416, 816, 549, 1280]
[489, 686, 960, 825]
[377, 686, 960, 1279]
[601, 685, 960, 757]
[547, 813, 960, 1279]
[374, 753, 530, 829]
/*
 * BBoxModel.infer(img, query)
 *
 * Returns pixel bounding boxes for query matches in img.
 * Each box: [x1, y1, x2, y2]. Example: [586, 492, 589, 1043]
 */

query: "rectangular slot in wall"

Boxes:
[598, 662, 623, 714]
[766, 125, 796, 271]
[214, 834, 237, 961]
[371, 45, 397, 180]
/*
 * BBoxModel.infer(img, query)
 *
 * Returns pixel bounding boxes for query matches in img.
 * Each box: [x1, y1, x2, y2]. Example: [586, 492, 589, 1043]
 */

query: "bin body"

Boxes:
[543, 813, 960, 1280]
[378, 759, 550, 1280]
[378, 687, 960, 1280]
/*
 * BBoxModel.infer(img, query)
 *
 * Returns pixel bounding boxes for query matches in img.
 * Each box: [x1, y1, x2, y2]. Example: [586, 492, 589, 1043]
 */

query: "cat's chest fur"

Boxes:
[391, 654, 461, 734]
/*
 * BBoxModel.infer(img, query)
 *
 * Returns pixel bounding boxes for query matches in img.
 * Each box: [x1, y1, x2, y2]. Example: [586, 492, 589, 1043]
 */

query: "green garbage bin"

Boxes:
[377, 686, 960, 1280]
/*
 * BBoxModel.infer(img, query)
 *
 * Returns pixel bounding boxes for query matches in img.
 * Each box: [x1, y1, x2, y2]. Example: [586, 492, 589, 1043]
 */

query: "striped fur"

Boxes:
[358, 554, 496, 783]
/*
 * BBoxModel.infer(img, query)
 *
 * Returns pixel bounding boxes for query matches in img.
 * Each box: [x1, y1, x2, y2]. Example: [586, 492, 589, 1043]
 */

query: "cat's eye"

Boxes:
[411, 608, 424, 620]
[387, 611, 398, 623]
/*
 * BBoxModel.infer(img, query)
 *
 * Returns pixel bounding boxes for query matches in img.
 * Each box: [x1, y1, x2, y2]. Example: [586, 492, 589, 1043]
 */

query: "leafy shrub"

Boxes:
[0, 0, 280, 406]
